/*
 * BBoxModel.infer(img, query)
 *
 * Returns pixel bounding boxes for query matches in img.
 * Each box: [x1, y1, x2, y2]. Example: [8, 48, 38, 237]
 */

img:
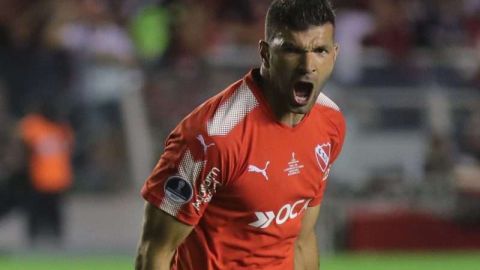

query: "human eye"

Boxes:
[314, 47, 329, 55]
[280, 44, 302, 54]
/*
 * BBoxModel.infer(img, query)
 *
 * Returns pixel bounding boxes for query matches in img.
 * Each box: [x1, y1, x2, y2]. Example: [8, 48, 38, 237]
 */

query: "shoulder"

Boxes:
[19, 114, 43, 136]
[313, 93, 347, 162]
[177, 77, 259, 143]
[314, 92, 346, 133]
[316, 92, 341, 112]
[20, 114, 41, 126]
[162, 78, 258, 185]
[205, 79, 259, 137]
[158, 77, 257, 181]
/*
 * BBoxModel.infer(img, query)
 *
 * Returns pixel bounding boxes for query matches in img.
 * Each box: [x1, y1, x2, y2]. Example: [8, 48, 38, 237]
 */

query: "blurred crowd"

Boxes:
[0, 0, 480, 238]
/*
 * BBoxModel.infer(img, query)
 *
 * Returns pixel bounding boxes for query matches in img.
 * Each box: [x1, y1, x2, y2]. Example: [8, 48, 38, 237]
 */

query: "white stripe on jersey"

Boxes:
[178, 149, 205, 186]
[160, 149, 205, 216]
[207, 81, 259, 136]
[316, 93, 340, 111]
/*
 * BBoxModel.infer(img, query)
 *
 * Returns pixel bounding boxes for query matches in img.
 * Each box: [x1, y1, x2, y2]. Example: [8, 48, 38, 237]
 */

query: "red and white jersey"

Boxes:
[142, 69, 346, 270]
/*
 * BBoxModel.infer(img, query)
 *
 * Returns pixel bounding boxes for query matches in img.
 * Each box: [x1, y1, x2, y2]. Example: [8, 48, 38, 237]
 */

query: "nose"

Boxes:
[298, 52, 317, 74]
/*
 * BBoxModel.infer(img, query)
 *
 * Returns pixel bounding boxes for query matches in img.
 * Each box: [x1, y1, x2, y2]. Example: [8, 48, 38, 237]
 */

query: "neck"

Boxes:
[277, 112, 304, 127]
[257, 68, 305, 127]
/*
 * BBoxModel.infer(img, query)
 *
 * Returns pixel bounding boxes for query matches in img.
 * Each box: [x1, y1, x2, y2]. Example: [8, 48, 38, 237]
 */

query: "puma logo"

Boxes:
[248, 161, 270, 180]
[196, 134, 215, 155]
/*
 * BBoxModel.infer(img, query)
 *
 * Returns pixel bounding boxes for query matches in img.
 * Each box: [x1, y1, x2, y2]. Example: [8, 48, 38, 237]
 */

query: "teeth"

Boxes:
[293, 81, 313, 105]
[294, 95, 308, 105]
[294, 89, 310, 97]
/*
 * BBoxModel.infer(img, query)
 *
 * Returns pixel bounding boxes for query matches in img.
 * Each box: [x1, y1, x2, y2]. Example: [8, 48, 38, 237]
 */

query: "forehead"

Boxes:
[270, 23, 335, 47]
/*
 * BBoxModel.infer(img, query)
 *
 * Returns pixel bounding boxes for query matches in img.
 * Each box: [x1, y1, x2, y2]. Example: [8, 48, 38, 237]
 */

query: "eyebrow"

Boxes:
[279, 41, 297, 48]
[277, 41, 330, 52]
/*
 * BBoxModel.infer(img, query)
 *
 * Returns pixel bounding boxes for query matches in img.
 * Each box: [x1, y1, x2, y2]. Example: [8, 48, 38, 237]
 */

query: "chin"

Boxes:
[289, 104, 314, 114]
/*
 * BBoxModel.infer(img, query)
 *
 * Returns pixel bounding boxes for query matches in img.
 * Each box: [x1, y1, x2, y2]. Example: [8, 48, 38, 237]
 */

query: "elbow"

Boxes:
[295, 238, 307, 254]
[295, 230, 318, 256]
[135, 241, 151, 270]
[135, 240, 176, 270]
[296, 230, 316, 246]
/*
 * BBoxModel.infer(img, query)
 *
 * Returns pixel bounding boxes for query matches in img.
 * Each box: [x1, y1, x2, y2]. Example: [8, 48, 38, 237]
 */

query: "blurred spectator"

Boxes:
[169, 0, 217, 69]
[454, 109, 480, 225]
[431, 0, 468, 49]
[459, 109, 480, 161]
[421, 133, 455, 214]
[363, 0, 414, 62]
[464, 0, 480, 45]
[463, 1, 480, 87]
[334, 0, 374, 84]
[129, 2, 172, 71]
[19, 100, 74, 247]
[213, 0, 266, 46]
[46, 0, 135, 190]
[49, 0, 135, 103]
[0, 85, 25, 218]
[425, 134, 454, 175]
[0, 0, 71, 117]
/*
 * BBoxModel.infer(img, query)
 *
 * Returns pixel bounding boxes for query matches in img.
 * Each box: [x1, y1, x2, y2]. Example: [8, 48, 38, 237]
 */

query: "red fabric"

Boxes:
[142, 70, 346, 269]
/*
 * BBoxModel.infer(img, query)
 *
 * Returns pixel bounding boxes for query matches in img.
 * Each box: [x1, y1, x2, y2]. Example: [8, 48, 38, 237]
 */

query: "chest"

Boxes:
[220, 121, 334, 212]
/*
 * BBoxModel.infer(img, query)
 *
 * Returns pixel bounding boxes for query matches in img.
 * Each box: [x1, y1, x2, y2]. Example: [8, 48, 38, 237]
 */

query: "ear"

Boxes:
[333, 43, 339, 62]
[259, 40, 270, 69]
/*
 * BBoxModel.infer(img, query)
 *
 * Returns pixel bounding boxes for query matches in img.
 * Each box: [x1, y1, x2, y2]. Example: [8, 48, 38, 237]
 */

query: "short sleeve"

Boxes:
[141, 124, 227, 226]
[309, 113, 346, 207]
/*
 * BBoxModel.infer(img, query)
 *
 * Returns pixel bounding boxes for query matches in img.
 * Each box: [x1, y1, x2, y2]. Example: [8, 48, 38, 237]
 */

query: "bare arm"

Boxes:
[295, 205, 321, 270]
[135, 202, 193, 270]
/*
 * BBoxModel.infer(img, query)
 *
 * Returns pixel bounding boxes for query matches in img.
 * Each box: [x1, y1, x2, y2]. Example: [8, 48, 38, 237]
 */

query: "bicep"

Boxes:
[136, 202, 193, 270]
[140, 202, 193, 249]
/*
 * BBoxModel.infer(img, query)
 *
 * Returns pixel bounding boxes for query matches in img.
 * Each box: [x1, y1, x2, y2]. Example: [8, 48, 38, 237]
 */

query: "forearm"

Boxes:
[294, 232, 319, 270]
[135, 240, 175, 270]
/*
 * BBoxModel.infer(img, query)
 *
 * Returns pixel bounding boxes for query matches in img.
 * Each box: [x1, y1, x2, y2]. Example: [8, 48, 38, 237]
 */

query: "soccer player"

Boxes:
[136, 0, 345, 269]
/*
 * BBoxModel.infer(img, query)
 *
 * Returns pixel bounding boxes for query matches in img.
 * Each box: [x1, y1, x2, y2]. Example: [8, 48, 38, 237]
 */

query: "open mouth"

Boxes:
[293, 81, 313, 106]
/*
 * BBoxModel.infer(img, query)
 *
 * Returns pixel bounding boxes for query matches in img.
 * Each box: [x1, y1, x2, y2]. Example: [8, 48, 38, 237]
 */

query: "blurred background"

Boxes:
[0, 0, 479, 269]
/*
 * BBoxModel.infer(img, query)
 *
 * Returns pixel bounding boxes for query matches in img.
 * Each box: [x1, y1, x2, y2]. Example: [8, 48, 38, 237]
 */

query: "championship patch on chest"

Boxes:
[314, 143, 331, 172]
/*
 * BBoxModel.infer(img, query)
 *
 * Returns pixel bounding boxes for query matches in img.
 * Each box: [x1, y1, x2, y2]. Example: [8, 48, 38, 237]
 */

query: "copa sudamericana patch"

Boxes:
[164, 176, 193, 204]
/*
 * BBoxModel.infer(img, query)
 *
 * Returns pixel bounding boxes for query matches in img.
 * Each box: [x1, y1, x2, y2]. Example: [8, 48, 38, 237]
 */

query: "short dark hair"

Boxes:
[265, 0, 336, 41]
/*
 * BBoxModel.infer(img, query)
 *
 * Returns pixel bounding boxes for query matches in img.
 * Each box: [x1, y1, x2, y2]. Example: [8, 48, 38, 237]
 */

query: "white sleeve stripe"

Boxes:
[159, 149, 205, 216]
[207, 81, 259, 136]
[159, 196, 183, 217]
[178, 149, 205, 186]
[316, 93, 340, 111]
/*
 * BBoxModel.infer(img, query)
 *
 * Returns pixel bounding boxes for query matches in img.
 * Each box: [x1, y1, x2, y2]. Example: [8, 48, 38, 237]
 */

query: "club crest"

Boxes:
[315, 143, 331, 172]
